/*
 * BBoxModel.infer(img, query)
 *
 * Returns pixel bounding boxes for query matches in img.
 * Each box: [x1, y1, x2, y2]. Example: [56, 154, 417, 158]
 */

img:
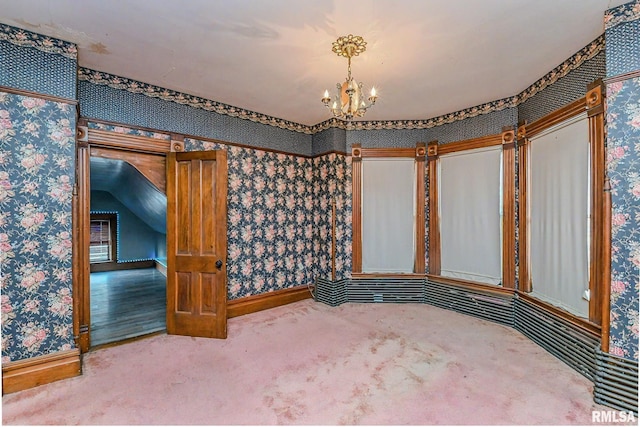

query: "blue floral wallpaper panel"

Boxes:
[312, 153, 352, 281]
[606, 78, 640, 362]
[0, 91, 76, 362]
[184, 139, 319, 299]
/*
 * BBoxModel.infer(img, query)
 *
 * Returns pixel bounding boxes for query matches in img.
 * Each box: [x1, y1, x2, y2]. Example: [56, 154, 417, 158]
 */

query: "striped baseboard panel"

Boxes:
[424, 279, 514, 326]
[314, 278, 348, 307]
[348, 277, 424, 303]
[514, 297, 599, 381]
[595, 350, 638, 414]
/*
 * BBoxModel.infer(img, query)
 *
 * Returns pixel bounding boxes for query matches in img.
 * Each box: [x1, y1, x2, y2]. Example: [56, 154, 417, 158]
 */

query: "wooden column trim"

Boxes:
[2, 349, 81, 394]
[73, 140, 91, 353]
[427, 141, 441, 275]
[351, 144, 362, 273]
[501, 128, 516, 289]
[586, 79, 607, 327]
[517, 123, 531, 293]
[601, 177, 612, 352]
[415, 142, 427, 274]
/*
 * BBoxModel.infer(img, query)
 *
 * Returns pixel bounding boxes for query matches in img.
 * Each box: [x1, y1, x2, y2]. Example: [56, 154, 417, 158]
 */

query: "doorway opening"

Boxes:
[88, 156, 167, 347]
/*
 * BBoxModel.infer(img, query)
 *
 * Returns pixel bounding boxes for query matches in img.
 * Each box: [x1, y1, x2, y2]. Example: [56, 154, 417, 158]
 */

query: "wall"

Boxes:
[604, 0, 640, 362]
[0, 25, 77, 362]
[78, 70, 313, 157]
[184, 139, 316, 299]
[90, 191, 165, 262]
[2, 17, 635, 364]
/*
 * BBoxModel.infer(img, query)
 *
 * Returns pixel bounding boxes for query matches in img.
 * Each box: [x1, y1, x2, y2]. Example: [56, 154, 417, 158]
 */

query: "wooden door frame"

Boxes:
[73, 119, 183, 352]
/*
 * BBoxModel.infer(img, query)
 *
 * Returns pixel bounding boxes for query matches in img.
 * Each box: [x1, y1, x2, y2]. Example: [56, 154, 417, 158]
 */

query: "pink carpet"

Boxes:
[2, 300, 612, 424]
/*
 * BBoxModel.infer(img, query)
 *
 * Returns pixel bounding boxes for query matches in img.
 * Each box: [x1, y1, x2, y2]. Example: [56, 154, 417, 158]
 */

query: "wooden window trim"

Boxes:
[518, 81, 608, 338]
[351, 143, 426, 274]
[427, 133, 509, 287]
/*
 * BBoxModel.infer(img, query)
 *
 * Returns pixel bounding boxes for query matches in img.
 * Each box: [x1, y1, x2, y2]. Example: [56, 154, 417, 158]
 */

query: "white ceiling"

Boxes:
[0, 0, 626, 126]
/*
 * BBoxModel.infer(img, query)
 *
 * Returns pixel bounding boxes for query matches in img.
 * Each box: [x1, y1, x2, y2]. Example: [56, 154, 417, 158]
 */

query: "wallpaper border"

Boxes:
[604, 0, 640, 30]
[77, 68, 314, 135]
[0, 23, 77, 60]
[77, 35, 604, 135]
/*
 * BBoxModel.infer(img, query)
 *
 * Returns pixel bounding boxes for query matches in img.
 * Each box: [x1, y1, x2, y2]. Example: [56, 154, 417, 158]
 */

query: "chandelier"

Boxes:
[321, 34, 378, 121]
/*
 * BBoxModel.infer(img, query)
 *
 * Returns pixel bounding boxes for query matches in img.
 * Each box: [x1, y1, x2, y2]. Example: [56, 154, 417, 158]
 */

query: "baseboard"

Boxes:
[227, 285, 313, 318]
[155, 260, 167, 277]
[2, 349, 81, 394]
[90, 259, 155, 273]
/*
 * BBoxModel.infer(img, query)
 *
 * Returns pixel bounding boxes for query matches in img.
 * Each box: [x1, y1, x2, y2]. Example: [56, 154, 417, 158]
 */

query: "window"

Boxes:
[518, 84, 609, 328]
[90, 214, 117, 263]
[361, 157, 416, 273]
[438, 146, 503, 285]
[528, 114, 590, 318]
[350, 144, 426, 274]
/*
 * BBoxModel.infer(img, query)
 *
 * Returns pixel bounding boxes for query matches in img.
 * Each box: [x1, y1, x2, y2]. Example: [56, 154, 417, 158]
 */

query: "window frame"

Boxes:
[89, 213, 117, 266]
[517, 82, 608, 335]
[426, 132, 517, 289]
[351, 143, 426, 276]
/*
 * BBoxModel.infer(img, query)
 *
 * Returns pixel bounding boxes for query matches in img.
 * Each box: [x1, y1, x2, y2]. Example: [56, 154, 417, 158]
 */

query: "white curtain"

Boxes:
[530, 114, 590, 318]
[439, 146, 502, 285]
[362, 158, 416, 273]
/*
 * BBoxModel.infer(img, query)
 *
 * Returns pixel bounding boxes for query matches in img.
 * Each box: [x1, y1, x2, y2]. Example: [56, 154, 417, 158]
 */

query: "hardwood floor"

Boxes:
[90, 268, 166, 347]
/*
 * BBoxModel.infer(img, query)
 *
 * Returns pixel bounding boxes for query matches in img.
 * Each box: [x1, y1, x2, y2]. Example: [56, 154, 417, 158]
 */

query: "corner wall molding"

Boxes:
[0, 23, 77, 59]
[604, 0, 640, 30]
[78, 35, 603, 135]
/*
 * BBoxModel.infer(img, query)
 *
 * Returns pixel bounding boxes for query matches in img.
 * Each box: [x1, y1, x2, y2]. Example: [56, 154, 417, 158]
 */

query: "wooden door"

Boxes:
[166, 150, 228, 338]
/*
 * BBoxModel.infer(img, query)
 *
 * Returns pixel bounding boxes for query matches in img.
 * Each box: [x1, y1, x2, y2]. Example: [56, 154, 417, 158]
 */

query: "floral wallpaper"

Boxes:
[312, 153, 352, 281]
[606, 78, 640, 362]
[184, 139, 318, 299]
[0, 92, 76, 362]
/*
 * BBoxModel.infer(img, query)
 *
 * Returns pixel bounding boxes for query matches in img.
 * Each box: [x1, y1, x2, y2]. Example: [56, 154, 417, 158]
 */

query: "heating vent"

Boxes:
[314, 278, 348, 307]
[594, 350, 639, 414]
[514, 297, 599, 381]
[347, 277, 425, 303]
[423, 279, 514, 326]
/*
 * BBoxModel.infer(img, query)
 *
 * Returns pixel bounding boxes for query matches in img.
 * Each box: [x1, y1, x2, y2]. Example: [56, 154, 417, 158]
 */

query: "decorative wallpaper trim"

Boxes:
[0, 23, 77, 59]
[77, 68, 315, 135]
[78, 35, 604, 135]
[605, 0, 640, 30]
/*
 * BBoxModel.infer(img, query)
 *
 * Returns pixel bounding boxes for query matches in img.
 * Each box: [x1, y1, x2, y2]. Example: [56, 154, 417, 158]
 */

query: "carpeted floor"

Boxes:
[2, 299, 611, 424]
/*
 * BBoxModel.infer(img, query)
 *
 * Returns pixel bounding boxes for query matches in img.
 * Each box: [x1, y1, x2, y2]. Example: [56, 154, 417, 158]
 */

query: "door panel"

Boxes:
[167, 150, 228, 338]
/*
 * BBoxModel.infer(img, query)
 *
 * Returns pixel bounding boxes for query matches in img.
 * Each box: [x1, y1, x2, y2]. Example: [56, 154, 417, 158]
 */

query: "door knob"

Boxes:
[215, 260, 223, 269]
